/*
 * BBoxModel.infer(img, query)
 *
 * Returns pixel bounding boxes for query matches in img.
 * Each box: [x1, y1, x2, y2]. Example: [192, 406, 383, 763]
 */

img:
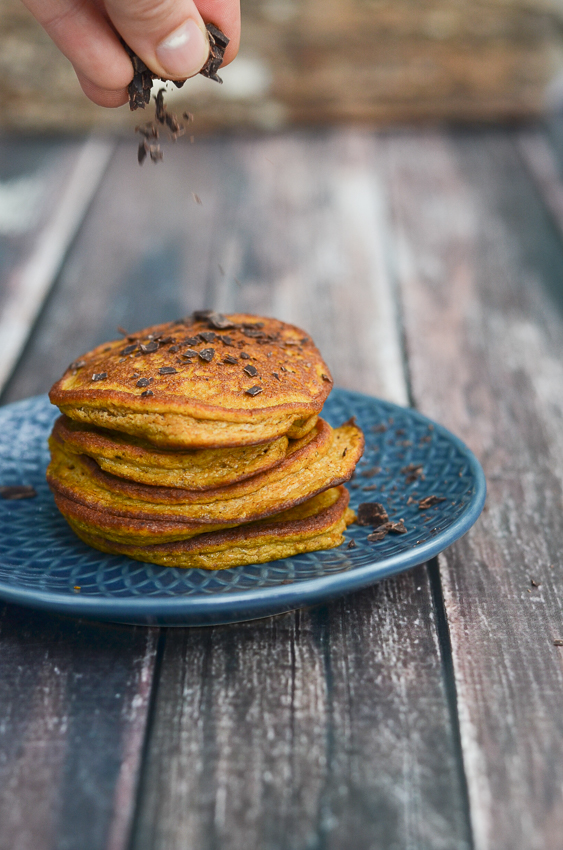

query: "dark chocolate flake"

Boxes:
[221, 335, 234, 346]
[245, 385, 263, 397]
[272, 372, 280, 380]
[243, 364, 258, 377]
[141, 389, 154, 398]
[184, 337, 200, 346]
[159, 367, 178, 375]
[418, 495, 446, 510]
[240, 352, 251, 360]
[136, 377, 153, 387]
[140, 341, 159, 354]
[347, 540, 357, 549]
[0, 485, 37, 500]
[206, 312, 235, 330]
[321, 373, 332, 382]
[554, 639, 563, 647]
[357, 502, 389, 527]
[184, 349, 199, 358]
[169, 345, 179, 354]
[91, 372, 108, 382]
[121, 344, 138, 356]
[69, 360, 86, 371]
[198, 348, 215, 362]
[199, 332, 216, 343]
[224, 355, 238, 365]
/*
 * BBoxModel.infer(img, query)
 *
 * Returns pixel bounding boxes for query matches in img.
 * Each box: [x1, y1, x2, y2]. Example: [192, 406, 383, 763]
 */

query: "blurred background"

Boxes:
[2, 0, 563, 133]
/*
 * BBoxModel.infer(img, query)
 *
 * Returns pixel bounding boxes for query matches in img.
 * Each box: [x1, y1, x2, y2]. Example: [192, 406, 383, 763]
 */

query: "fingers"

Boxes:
[75, 72, 129, 108]
[22, 0, 241, 109]
[21, 0, 134, 94]
[104, 0, 239, 81]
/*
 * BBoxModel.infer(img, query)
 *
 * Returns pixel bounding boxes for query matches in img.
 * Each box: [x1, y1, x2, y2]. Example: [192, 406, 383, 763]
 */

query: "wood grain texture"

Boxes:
[105, 132, 472, 849]
[386, 129, 563, 850]
[0, 136, 114, 393]
[0, 606, 158, 850]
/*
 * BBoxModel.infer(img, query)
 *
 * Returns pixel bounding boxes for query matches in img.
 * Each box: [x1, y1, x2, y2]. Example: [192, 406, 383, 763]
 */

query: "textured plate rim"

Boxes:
[0, 392, 486, 624]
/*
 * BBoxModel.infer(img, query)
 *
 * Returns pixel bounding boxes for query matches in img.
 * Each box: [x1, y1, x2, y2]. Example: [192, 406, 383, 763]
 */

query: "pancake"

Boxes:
[49, 312, 333, 448]
[47, 420, 364, 544]
[52, 415, 293, 489]
[67, 486, 355, 569]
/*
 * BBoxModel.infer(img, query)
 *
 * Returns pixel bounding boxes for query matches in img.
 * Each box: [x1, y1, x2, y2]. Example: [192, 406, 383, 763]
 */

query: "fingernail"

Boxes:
[156, 20, 209, 78]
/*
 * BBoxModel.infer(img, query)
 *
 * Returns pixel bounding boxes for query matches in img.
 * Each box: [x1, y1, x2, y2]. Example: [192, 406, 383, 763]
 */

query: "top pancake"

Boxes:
[49, 312, 333, 448]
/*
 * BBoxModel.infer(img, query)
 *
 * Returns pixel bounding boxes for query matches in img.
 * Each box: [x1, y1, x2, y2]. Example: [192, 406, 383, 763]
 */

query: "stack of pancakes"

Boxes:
[47, 312, 364, 569]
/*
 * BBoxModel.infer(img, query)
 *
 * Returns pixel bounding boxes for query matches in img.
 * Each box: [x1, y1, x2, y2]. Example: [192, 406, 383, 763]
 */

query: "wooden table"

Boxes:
[1, 126, 563, 850]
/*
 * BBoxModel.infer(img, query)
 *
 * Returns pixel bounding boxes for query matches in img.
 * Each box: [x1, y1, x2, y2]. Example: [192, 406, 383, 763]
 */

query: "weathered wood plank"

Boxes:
[386, 129, 563, 850]
[127, 131, 470, 850]
[0, 136, 114, 393]
[0, 606, 158, 850]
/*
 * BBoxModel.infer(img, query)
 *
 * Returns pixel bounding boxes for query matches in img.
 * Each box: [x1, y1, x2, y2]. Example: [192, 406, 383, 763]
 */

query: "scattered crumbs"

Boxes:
[347, 540, 357, 549]
[395, 429, 406, 436]
[192, 193, 203, 205]
[0, 485, 37, 500]
[372, 423, 387, 433]
[362, 484, 378, 491]
[418, 495, 446, 510]
[360, 466, 381, 478]
[531, 579, 541, 588]
[401, 463, 424, 484]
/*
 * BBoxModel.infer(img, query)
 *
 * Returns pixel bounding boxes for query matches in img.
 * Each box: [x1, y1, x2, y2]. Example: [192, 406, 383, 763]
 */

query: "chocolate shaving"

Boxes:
[221, 335, 235, 346]
[205, 312, 236, 330]
[184, 337, 200, 346]
[367, 519, 407, 542]
[245, 386, 263, 397]
[70, 360, 86, 371]
[272, 372, 280, 380]
[198, 348, 215, 362]
[360, 466, 381, 478]
[223, 355, 238, 364]
[357, 502, 389, 527]
[126, 24, 229, 163]
[141, 389, 154, 398]
[0, 485, 37, 500]
[140, 341, 159, 354]
[243, 365, 258, 377]
[347, 539, 357, 549]
[199, 332, 216, 343]
[418, 495, 446, 510]
[91, 372, 108, 382]
[240, 352, 251, 360]
[159, 367, 178, 375]
[321, 374, 332, 382]
[401, 463, 425, 484]
[121, 344, 138, 356]
[136, 377, 153, 387]
[184, 349, 199, 358]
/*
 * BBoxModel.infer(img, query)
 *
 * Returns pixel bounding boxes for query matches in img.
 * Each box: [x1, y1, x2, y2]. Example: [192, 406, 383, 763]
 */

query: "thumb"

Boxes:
[104, 0, 211, 81]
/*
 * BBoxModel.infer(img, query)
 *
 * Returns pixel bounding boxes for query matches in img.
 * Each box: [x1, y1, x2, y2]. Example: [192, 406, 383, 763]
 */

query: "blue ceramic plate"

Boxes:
[0, 392, 485, 626]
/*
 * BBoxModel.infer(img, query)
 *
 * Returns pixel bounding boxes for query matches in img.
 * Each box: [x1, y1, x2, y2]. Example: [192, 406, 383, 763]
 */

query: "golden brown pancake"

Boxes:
[52, 415, 293, 489]
[47, 421, 364, 544]
[49, 313, 333, 448]
[68, 486, 355, 569]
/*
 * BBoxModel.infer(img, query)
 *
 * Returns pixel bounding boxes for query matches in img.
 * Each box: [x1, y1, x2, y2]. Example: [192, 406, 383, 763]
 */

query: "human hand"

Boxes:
[21, 0, 240, 107]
